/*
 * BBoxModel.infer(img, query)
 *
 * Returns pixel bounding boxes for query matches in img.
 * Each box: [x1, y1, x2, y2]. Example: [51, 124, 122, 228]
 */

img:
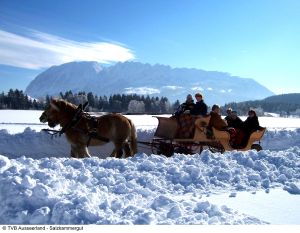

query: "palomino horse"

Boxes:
[40, 99, 137, 158]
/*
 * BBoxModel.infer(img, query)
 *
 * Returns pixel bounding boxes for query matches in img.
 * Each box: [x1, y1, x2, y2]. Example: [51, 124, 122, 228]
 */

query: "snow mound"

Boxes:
[262, 128, 300, 150]
[0, 128, 154, 159]
[1, 147, 300, 224]
[1, 127, 300, 159]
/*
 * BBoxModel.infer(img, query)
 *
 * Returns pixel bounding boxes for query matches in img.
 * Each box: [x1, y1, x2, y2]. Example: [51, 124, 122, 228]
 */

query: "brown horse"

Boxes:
[40, 99, 137, 158]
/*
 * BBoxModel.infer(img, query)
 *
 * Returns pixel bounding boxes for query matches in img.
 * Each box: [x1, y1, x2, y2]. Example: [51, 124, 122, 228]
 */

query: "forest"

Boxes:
[222, 93, 300, 117]
[1, 89, 299, 117]
[0, 89, 179, 114]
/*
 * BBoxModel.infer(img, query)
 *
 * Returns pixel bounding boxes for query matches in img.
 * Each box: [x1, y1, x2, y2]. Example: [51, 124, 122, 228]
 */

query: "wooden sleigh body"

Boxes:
[150, 115, 266, 156]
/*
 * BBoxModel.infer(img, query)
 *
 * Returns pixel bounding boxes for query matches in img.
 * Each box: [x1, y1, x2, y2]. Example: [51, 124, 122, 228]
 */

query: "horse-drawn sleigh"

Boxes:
[141, 115, 266, 157]
[40, 99, 266, 158]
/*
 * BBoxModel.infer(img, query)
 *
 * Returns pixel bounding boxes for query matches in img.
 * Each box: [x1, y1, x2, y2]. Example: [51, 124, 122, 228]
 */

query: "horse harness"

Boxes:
[42, 102, 110, 146]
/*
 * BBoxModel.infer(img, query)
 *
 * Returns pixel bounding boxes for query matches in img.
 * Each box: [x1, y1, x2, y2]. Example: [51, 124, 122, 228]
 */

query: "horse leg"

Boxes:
[82, 146, 91, 158]
[110, 149, 116, 157]
[70, 144, 91, 158]
[113, 142, 124, 159]
[70, 144, 78, 158]
[124, 142, 131, 158]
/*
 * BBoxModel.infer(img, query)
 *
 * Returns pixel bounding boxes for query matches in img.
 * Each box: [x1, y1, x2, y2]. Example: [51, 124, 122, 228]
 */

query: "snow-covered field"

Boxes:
[0, 110, 300, 225]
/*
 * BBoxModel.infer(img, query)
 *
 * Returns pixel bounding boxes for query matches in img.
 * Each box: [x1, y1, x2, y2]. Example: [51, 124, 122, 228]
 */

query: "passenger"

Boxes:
[208, 104, 228, 130]
[226, 110, 243, 129]
[243, 110, 260, 132]
[209, 105, 246, 147]
[224, 107, 232, 122]
[191, 92, 208, 116]
[238, 110, 261, 148]
[224, 110, 243, 148]
[173, 94, 195, 116]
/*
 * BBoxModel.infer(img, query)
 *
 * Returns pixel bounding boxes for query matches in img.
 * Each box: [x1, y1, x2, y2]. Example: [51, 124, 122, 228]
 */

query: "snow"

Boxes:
[205, 188, 300, 224]
[0, 110, 300, 225]
[0, 110, 46, 133]
[2, 110, 300, 134]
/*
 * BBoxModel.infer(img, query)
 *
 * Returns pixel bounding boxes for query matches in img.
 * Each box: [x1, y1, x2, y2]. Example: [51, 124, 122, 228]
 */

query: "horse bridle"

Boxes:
[42, 101, 110, 144]
[42, 102, 88, 135]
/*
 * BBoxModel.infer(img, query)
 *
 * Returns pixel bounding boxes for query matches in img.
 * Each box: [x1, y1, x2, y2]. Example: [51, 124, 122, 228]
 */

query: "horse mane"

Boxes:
[52, 98, 77, 112]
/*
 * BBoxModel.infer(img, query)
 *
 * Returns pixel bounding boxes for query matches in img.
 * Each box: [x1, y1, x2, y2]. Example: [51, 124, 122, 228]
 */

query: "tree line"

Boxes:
[0, 89, 44, 110]
[0, 89, 180, 114]
[222, 100, 300, 117]
[59, 90, 178, 113]
[2, 89, 299, 117]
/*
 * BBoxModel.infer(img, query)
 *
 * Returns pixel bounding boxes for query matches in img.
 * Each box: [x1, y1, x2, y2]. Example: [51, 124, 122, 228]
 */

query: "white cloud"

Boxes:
[0, 29, 135, 69]
[207, 87, 213, 91]
[124, 87, 160, 95]
[163, 86, 183, 90]
[191, 86, 204, 91]
[220, 89, 233, 93]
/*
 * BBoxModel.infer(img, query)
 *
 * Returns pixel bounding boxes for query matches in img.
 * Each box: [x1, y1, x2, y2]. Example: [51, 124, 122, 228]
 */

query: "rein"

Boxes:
[41, 128, 62, 137]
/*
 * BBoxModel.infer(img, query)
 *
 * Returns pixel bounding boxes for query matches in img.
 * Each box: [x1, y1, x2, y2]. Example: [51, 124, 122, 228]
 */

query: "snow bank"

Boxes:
[1, 127, 300, 159]
[0, 128, 154, 159]
[1, 147, 300, 224]
[261, 128, 300, 150]
[0, 128, 69, 159]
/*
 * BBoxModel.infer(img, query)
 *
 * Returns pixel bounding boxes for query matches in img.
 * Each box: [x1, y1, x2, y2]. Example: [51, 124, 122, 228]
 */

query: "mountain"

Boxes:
[25, 61, 274, 105]
[25, 61, 102, 97]
[263, 93, 300, 105]
[222, 93, 300, 116]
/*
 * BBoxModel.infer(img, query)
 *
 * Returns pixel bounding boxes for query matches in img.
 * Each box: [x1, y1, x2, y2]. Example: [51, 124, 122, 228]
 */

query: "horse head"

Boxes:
[39, 99, 62, 128]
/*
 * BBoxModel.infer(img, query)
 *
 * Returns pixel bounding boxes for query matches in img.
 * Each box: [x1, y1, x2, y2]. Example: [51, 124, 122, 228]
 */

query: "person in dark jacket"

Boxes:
[238, 110, 261, 147]
[226, 110, 243, 129]
[173, 94, 195, 116]
[191, 93, 208, 116]
[243, 110, 260, 132]
[224, 107, 232, 122]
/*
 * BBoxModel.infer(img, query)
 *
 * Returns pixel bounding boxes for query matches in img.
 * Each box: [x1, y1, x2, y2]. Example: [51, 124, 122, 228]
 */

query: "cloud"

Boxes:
[191, 86, 204, 91]
[220, 89, 233, 93]
[0, 29, 135, 69]
[124, 87, 160, 95]
[163, 86, 183, 90]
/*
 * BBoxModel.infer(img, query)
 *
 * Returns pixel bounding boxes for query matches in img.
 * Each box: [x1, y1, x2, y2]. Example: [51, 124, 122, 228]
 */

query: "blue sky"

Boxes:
[0, 0, 299, 94]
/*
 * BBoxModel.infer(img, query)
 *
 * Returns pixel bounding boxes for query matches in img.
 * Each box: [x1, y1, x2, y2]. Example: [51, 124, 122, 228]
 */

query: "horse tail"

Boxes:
[128, 118, 137, 155]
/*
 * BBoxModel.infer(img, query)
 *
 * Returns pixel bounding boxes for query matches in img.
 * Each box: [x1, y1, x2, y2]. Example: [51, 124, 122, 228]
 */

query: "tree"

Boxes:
[173, 100, 180, 112]
[128, 100, 145, 113]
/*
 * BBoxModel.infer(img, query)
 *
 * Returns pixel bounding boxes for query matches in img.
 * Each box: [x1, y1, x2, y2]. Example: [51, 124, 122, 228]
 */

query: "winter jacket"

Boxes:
[208, 111, 228, 130]
[225, 116, 243, 129]
[243, 116, 260, 133]
[191, 100, 208, 116]
[174, 101, 195, 116]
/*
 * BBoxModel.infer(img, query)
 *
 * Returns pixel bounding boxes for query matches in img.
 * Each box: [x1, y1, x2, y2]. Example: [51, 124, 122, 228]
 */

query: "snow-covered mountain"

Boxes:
[25, 61, 102, 98]
[25, 61, 274, 105]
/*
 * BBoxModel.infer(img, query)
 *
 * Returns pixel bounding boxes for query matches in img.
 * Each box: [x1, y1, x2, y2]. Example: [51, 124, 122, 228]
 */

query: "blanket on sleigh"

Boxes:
[174, 114, 198, 139]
